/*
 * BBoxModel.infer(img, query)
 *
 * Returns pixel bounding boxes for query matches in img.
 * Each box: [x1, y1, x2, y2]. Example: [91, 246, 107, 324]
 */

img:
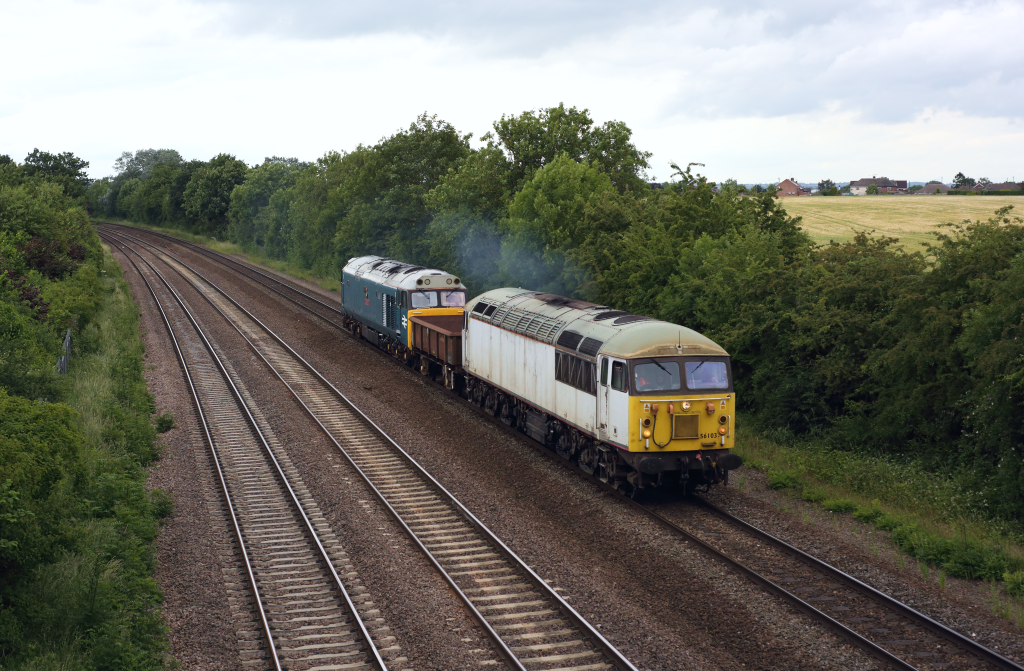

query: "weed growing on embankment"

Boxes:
[736, 426, 1024, 606]
[0, 246, 170, 670]
[100, 217, 340, 293]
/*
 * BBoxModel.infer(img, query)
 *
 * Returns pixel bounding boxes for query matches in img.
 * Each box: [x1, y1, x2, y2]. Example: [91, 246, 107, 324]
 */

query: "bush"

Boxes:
[150, 490, 173, 520]
[853, 503, 884, 523]
[154, 411, 174, 433]
[768, 470, 801, 490]
[823, 498, 857, 513]
[802, 488, 828, 503]
[1005, 571, 1024, 598]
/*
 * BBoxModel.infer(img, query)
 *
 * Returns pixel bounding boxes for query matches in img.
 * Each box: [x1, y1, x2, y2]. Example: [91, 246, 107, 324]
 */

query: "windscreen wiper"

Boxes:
[689, 355, 712, 373]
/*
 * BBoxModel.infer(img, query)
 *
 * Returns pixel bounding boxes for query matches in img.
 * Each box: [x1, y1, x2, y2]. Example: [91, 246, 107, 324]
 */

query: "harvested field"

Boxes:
[781, 195, 1024, 248]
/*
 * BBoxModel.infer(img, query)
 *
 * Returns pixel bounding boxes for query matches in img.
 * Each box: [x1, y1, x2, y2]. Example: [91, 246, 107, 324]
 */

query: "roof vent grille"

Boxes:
[613, 315, 651, 326]
[578, 337, 603, 358]
[593, 311, 628, 321]
[556, 330, 584, 350]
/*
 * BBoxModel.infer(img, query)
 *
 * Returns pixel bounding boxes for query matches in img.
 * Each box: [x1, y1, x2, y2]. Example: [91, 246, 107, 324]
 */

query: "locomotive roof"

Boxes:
[467, 288, 727, 359]
[343, 255, 463, 291]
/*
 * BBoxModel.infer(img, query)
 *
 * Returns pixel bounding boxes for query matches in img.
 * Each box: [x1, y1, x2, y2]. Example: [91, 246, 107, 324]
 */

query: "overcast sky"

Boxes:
[2, 0, 1022, 183]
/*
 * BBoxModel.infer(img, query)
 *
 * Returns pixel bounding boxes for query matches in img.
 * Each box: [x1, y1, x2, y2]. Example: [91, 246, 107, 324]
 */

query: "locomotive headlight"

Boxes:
[718, 426, 727, 435]
[642, 429, 652, 438]
[642, 417, 652, 428]
[718, 415, 728, 425]
[681, 401, 691, 411]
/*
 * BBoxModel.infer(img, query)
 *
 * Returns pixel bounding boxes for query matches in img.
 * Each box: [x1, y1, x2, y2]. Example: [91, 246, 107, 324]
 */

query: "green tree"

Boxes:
[498, 154, 618, 294]
[183, 154, 249, 236]
[493, 103, 651, 193]
[112, 148, 183, 180]
[228, 158, 306, 247]
[867, 183, 879, 195]
[952, 172, 976, 188]
[164, 159, 204, 225]
[21, 150, 90, 200]
[130, 162, 179, 224]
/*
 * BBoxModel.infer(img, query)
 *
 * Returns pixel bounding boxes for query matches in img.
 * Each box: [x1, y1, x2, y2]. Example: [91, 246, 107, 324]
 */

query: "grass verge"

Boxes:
[734, 425, 1024, 615]
[0, 244, 171, 670]
[96, 217, 340, 293]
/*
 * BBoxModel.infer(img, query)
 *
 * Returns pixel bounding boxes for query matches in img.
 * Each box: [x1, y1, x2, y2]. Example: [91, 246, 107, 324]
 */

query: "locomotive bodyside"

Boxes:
[464, 288, 740, 490]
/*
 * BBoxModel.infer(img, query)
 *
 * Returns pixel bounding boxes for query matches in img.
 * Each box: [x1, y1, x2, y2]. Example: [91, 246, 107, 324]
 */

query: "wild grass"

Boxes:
[97, 216, 341, 293]
[736, 424, 1024, 608]
[781, 195, 1024, 248]
[2, 246, 170, 669]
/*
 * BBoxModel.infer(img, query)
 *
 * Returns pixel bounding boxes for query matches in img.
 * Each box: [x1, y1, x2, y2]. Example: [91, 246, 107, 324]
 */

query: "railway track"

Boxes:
[102, 228, 637, 671]
[104, 236, 393, 671]
[102, 224, 1024, 671]
[659, 497, 1024, 671]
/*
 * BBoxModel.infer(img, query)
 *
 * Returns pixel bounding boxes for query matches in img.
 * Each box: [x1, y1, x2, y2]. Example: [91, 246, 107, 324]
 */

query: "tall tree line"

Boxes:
[93, 105, 1024, 522]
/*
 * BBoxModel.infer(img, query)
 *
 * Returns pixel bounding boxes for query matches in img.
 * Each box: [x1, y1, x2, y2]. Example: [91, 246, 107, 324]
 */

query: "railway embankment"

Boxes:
[0, 228, 172, 668]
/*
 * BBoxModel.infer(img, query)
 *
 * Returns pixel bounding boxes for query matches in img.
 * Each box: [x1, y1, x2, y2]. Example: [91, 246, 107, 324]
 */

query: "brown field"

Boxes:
[779, 195, 1024, 249]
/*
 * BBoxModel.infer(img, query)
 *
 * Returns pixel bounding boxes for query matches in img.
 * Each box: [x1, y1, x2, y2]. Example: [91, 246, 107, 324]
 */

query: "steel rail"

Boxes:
[104, 227, 639, 671]
[102, 236, 283, 671]
[107, 224, 1024, 670]
[101, 223, 346, 322]
[694, 495, 1024, 671]
[102, 233, 389, 671]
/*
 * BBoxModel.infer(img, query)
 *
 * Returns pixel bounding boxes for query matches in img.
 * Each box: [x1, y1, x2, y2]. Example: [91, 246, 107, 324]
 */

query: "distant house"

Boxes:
[849, 176, 907, 195]
[971, 182, 1024, 192]
[776, 178, 811, 197]
[915, 183, 951, 195]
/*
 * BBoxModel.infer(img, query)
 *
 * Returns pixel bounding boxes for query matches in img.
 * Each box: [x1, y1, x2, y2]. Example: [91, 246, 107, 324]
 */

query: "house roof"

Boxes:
[978, 182, 1023, 191]
[850, 177, 900, 187]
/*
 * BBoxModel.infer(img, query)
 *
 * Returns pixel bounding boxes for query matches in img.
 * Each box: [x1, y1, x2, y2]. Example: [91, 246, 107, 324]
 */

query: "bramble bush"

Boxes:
[1, 158, 170, 669]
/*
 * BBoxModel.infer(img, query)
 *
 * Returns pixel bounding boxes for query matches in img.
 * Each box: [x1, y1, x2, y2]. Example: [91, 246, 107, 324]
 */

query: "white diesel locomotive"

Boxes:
[340, 256, 741, 492]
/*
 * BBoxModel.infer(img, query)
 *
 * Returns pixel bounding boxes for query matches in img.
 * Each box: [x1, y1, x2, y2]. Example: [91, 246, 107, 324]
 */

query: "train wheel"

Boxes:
[555, 430, 574, 461]
[483, 391, 498, 416]
[579, 446, 598, 475]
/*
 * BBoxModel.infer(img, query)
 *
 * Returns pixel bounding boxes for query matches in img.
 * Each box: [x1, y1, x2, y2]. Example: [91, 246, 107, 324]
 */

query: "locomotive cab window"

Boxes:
[410, 291, 439, 308]
[440, 290, 466, 307]
[600, 358, 609, 386]
[685, 360, 729, 390]
[629, 356, 732, 394]
[633, 361, 680, 393]
[409, 289, 467, 308]
[610, 361, 627, 392]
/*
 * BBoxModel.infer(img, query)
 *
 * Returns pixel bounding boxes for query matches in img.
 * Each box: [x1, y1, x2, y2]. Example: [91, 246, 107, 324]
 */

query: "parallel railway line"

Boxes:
[102, 223, 1024, 671]
[102, 228, 637, 671]
[104, 235, 391, 671]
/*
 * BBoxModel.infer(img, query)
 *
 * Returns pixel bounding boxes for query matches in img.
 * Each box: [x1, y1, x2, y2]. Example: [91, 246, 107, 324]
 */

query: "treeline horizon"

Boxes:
[53, 103, 1024, 523]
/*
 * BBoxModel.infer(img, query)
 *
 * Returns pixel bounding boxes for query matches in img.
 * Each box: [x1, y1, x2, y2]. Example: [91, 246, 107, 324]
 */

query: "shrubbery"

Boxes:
[0, 156, 170, 669]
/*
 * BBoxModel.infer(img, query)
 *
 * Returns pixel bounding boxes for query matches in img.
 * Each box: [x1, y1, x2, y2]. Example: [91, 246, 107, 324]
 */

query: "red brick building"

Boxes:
[776, 178, 811, 197]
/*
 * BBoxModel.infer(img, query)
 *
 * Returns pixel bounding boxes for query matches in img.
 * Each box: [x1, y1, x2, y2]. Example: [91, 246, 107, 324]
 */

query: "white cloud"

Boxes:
[0, 0, 1021, 182]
